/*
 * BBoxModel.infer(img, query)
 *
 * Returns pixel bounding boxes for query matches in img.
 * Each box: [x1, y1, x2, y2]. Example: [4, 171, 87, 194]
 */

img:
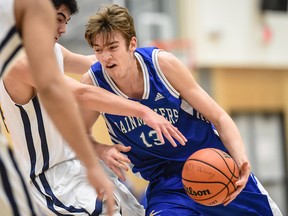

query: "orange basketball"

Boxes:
[182, 148, 239, 206]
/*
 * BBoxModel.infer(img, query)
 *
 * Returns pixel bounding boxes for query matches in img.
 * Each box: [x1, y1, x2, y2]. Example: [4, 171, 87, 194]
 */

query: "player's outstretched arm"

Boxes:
[66, 73, 187, 147]
[60, 45, 96, 74]
[16, 0, 115, 214]
[157, 50, 251, 199]
[78, 101, 132, 181]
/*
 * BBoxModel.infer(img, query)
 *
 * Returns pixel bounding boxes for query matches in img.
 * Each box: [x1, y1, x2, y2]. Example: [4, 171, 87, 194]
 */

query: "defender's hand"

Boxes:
[86, 162, 115, 216]
[100, 144, 131, 181]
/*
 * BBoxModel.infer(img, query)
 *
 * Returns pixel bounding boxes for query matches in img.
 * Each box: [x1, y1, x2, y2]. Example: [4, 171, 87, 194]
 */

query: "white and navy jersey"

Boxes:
[0, 43, 76, 182]
[0, 43, 144, 215]
[89, 47, 226, 182]
[0, 1, 38, 215]
[0, 0, 23, 77]
[0, 136, 38, 216]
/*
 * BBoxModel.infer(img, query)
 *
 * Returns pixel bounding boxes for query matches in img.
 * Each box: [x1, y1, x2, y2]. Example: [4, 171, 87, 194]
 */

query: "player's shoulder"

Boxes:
[134, 47, 159, 64]
[135, 46, 157, 55]
[157, 49, 178, 67]
[135, 47, 173, 61]
[80, 72, 93, 85]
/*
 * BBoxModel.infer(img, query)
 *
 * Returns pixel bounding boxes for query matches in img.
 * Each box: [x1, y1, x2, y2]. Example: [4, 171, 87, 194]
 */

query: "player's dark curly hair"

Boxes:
[51, 0, 79, 15]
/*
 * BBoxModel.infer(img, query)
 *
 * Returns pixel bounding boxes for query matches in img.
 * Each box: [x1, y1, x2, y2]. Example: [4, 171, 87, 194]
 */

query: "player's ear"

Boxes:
[129, 37, 137, 51]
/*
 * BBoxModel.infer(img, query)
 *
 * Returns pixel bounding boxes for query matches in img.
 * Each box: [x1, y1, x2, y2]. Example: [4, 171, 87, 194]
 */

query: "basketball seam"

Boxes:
[185, 157, 237, 193]
[210, 149, 238, 189]
[182, 148, 239, 205]
[186, 158, 233, 183]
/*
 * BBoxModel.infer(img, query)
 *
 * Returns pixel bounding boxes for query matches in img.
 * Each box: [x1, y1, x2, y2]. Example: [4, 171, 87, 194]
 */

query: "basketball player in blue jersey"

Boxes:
[81, 4, 283, 216]
[0, 0, 186, 215]
[0, 0, 120, 215]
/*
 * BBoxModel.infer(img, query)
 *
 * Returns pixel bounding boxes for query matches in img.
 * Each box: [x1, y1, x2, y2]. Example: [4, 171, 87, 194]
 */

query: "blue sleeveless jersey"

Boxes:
[89, 47, 226, 182]
[90, 47, 281, 216]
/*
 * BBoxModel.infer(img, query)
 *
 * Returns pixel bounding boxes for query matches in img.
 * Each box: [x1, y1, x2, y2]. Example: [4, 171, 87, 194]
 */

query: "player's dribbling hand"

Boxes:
[142, 108, 187, 147]
[86, 161, 115, 216]
[223, 161, 251, 205]
[99, 144, 131, 181]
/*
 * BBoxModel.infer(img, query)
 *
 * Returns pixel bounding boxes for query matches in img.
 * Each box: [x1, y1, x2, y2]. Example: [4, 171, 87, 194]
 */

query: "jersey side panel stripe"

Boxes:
[0, 155, 21, 215]
[8, 148, 37, 215]
[16, 105, 37, 180]
[32, 97, 50, 172]
[0, 26, 16, 49]
[0, 143, 37, 215]
[32, 175, 90, 215]
[1, 44, 22, 76]
[16, 97, 52, 179]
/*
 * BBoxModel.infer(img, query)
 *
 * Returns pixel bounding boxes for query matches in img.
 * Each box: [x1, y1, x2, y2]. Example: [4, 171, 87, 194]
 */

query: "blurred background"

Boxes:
[60, 0, 288, 214]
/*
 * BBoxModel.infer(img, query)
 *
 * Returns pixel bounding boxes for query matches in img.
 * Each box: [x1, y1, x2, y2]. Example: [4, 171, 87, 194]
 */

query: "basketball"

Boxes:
[182, 148, 239, 206]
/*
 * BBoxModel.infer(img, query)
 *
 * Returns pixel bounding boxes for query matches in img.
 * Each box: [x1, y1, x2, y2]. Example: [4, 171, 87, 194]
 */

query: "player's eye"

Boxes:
[110, 45, 117, 50]
[57, 18, 65, 24]
[94, 48, 102, 53]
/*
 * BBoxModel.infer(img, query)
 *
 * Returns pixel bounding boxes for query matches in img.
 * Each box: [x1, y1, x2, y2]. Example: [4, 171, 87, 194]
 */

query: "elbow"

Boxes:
[72, 86, 87, 104]
[72, 86, 96, 109]
[212, 112, 230, 129]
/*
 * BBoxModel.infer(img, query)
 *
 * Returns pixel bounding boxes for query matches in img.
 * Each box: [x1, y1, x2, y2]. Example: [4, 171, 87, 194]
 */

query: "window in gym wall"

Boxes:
[260, 0, 288, 12]
[232, 112, 287, 215]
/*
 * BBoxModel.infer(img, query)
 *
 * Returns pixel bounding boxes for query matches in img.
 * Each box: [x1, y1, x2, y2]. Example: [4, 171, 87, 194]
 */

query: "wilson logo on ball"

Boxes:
[184, 185, 212, 197]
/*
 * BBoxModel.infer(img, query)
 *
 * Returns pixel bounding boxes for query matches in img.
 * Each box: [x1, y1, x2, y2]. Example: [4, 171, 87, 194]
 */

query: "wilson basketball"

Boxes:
[182, 148, 239, 206]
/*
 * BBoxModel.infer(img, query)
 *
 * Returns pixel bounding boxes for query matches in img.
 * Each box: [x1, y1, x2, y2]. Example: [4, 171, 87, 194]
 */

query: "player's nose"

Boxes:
[102, 51, 112, 61]
[59, 23, 66, 34]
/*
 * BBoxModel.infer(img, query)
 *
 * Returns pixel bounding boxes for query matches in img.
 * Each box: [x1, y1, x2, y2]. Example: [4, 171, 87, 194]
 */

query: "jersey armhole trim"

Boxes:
[88, 69, 99, 87]
[152, 49, 180, 99]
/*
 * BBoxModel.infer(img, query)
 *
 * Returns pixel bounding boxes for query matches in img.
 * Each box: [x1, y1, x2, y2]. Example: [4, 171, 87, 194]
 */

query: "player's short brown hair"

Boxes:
[85, 4, 136, 49]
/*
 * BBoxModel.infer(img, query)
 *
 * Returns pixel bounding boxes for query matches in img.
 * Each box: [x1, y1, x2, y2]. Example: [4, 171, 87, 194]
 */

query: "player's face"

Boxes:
[92, 31, 137, 77]
[55, 5, 71, 41]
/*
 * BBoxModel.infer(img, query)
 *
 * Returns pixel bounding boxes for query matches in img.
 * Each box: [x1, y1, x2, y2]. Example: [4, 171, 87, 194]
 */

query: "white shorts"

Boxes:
[0, 135, 39, 216]
[29, 158, 145, 216]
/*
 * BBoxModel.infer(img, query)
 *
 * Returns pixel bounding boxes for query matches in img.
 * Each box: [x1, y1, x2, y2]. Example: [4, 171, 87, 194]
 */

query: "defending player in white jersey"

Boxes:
[0, 0, 186, 215]
[0, 0, 118, 215]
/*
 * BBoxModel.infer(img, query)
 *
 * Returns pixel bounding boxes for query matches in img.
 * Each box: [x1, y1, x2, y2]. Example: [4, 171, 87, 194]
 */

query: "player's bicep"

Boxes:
[158, 51, 224, 122]
[157, 51, 198, 96]
[80, 72, 94, 85]
[61, 45, 96, 74]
